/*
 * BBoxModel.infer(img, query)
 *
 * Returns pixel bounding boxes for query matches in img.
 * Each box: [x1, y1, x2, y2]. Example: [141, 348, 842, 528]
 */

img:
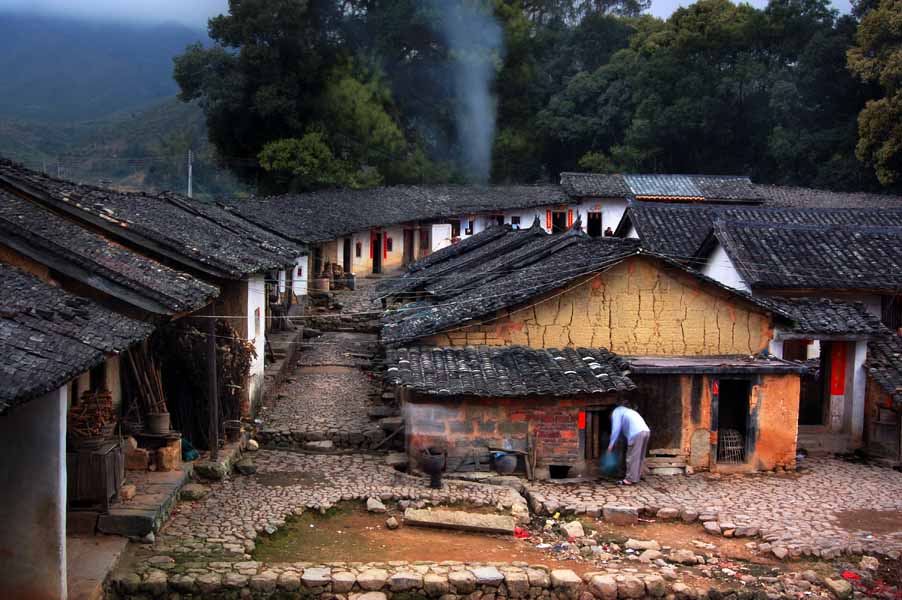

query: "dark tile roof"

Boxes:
[0, 264, 153, 411]
[382, 235, 642, 345]
[560, 173, 762, 202]
[866, 335, 902, 408]
[764, 297, 889, 337]
[619, 202, 902, 260]
[385, 345, 635, 397]
[626, 355, 806, 375]
[0, 159, 301, 279]
[0, 189, 218, 314]
[220, 184, 570, 244]
[758, 185, 902, 209]
[714, 221, 902, 292]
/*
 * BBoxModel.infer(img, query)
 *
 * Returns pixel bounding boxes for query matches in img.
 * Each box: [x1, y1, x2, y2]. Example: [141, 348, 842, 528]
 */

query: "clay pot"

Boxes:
[419, 447, 446, 489]
[146, 412, 170, 434]
[494, 453, 517, 474]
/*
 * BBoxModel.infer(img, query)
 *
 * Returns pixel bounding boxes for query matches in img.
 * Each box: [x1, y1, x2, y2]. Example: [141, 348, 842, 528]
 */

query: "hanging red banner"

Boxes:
[831, 342, 847, 395]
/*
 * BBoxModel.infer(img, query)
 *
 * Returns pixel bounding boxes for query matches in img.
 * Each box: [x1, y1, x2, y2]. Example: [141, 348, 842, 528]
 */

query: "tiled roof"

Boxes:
[385, 345, 635, 397]
[626, 355, 806, 375]
[220, 184, 570, 244]
[560, 173, 762, 202]
[381, 235, 641, 345]
[0, 189, 218, 314]
[765, 297, 889, 337]
[0, 159, 301, 279]
[0, 264, 153, 411]
[714, 221, 902, 292]
[866, 335, 902, 407]
[620, 202, 902, 260]
[758, 185, 902, 209]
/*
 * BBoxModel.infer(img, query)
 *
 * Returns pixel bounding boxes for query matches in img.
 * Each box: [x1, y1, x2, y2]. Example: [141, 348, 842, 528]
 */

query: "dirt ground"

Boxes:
[254, 504, 590, 572]
[835, 509, 902, 536]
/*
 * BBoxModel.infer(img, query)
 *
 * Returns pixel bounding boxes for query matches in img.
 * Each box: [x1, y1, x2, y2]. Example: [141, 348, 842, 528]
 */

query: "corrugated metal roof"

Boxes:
[625, 175, 703, 198]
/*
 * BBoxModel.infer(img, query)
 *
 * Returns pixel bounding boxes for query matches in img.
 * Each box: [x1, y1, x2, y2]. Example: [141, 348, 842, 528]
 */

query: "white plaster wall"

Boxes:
[292, 256, 308, 297]
[278, 270, 286, 294]
[246, 274, 266, 408]
[0, 385, 67, 600]
[852, 340, 868, 445]
[432, 224, 453, 251]
[625, 223, 639, 239]
[808, 340, 821, 360]
[768, 339, 784, 359]
[700, 242, 751, 293]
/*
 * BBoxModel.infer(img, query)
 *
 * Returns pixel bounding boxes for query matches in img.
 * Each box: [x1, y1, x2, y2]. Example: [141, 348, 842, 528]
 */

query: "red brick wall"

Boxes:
[404, 394, 618, 471]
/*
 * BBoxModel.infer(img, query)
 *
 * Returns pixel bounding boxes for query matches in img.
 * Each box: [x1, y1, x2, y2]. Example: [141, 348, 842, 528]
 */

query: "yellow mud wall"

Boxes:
[750, 374, 800, 470]
[421, 256, 774, 355]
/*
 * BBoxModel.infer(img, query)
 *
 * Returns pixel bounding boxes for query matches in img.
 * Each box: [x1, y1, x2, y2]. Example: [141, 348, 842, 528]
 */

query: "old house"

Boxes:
[382, 224, 825, 478]
[0, 264, 153, 600]
[0, 159, 303, 415]
[863, 335, 902, 463]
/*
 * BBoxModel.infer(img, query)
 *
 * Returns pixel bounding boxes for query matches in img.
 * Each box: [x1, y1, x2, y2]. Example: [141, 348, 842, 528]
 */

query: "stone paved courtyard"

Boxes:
[147, 451, 525, 560]
[527, 458, 902, 558]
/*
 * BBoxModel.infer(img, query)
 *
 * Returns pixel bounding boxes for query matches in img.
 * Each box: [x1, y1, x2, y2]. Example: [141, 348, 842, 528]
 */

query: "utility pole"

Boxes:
[187, 149, 193, 198]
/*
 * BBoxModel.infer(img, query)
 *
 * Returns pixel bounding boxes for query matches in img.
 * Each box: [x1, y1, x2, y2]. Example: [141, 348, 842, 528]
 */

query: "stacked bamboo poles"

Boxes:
[127, 345, 167, 415]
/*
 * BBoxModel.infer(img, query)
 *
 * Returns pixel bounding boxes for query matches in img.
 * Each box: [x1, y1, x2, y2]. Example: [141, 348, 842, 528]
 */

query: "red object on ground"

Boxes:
[513, 527, 530, 539]
[841, 571, 861, 581]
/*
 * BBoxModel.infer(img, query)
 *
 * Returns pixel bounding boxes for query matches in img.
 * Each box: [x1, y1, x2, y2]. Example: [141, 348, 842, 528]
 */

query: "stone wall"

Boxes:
[110, 560, 675, 600]
[421, 256, 774, 356]
[404, 395, 619, 477]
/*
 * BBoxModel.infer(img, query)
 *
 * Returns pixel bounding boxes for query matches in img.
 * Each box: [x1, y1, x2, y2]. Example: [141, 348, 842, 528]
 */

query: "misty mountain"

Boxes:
[0, 13, 207, 121]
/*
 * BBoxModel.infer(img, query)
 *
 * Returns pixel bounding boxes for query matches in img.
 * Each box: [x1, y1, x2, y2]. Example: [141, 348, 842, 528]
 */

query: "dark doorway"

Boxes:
[799, 344, 828, 426]
[342, 238, 351, 273]
[403, 230, 414, 265]
[373, 232, 383, 274]
[313, 247, 323, 276]
[495, 215, 505, 226]
[587, 212, 602, 237]
[716, 379, 750, 464]
[551, 211, 567, 233]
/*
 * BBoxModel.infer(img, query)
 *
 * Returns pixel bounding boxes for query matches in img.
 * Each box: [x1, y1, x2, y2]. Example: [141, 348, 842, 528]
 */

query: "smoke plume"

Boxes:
[430, 0, 504, 183]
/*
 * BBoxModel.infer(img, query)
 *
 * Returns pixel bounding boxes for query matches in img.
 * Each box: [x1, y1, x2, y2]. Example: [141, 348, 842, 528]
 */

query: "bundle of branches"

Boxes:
[152, 319, 255, 450]
[127, 345, 167, 414]
[68, 389, 115, 439]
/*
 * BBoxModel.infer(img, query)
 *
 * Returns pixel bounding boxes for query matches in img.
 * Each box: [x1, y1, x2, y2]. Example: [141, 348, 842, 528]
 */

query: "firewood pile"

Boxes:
[127, 345, 167, 414]
[68, 389, 115, 438]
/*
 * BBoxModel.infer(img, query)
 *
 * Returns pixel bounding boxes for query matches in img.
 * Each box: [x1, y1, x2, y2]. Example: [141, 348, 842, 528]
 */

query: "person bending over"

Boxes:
[607, 404, 650, 485]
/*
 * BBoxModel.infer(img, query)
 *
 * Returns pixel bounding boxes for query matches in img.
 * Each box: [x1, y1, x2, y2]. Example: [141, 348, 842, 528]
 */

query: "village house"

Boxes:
[863, 334, 902, 463]
[613, 199, 902, 457]
[0, 264, 154, 600]
[0, 159, 305, 416]
[377, 223, 882, 478]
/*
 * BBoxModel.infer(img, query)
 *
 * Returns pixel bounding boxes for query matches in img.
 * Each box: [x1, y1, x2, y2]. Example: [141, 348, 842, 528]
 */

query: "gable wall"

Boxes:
[420, 256, 774, 356]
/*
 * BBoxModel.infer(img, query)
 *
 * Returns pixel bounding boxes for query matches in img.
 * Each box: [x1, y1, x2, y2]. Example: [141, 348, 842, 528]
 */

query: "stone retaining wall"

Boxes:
[256, 427, 385, 450]
[110, 561, 720, 600]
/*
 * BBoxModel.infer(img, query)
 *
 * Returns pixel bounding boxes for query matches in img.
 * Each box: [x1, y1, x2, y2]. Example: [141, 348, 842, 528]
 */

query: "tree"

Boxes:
[848, 0, 902, 185]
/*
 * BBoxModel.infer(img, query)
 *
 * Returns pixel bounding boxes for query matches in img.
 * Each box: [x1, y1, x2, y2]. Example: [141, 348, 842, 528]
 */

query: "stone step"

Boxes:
[403, 508, 515, 535]
[97, 469, 189, 537]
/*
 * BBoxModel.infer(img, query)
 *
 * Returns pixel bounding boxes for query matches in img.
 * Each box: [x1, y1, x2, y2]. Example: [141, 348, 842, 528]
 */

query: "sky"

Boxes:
[0, 0, 854, 27]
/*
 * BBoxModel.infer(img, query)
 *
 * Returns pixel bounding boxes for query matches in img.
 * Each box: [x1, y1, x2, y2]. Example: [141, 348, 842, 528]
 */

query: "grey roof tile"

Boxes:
[0, 264, 153, 411]
[385, 345, 635, 397]
[866, 335, 902, 408]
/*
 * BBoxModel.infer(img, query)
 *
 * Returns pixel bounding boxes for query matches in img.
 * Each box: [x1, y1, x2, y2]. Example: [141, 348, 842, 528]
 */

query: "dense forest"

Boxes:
[175, 0, 902, 194]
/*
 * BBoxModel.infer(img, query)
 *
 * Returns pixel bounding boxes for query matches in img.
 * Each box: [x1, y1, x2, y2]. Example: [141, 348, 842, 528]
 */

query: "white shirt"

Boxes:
[610, 406, 650, 444]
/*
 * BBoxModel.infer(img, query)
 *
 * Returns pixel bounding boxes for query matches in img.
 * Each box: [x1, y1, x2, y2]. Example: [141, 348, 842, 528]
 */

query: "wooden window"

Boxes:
[510, 216, 521, 229]
[386, 237, 393, 252]
[355, 241, 362, 258]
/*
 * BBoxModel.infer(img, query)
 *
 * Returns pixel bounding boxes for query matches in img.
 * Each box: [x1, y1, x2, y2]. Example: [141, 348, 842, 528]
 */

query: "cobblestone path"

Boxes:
[527, 458, 902, 558]
[155, 451, 520, 559]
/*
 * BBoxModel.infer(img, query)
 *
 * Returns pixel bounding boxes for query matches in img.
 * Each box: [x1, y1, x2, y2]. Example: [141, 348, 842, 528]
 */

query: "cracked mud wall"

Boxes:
[422, 256, 774, 355]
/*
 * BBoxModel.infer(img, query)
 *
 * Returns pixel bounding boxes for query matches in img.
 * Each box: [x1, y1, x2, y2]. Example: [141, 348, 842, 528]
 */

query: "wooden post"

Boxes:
[208, 303, 219, 460]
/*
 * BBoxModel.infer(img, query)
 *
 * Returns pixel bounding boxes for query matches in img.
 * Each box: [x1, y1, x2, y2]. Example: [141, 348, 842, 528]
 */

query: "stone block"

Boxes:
[824, 578, 852, 599]
[472, 567, 504, 586]
[302, 568, 330, 588]
[221, 573, 247, 590]
[616, 575, 645, 599]
[550, 570, 582, 590]
[589, 575, 617, 600]
[126, 448, 149, 471]
[250, 571, 278, 592]
[625, 538, 660, 551]
[367, 497, 387, 513]
[680, 509, 698, 523]
[560, 520, 585, 539]
[424, 573, 450, 596]
[358, 569, 389, 591]
[389, 572, 423, 592]
[333, 571, 356, 593]
[603, 504, 638, 525]
[180, 483, 209, 501]
[643, 574, 666, 597]
[504, 572, 530, 598]
[526, 568, 550, 588]
[656, 507, 680, 520]
[404, 508, 515, 534]
[357, 593, 388, 600]
[277, 572, 301, 591]
[449, 570, 476, 593]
